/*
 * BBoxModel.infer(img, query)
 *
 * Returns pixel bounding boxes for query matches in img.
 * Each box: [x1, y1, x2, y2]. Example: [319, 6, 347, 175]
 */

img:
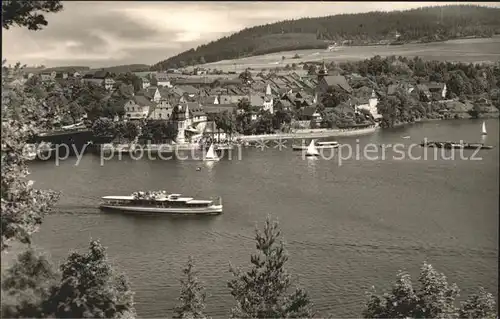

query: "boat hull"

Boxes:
[292, 145, 339, 151]
[99, 204, 223, 215]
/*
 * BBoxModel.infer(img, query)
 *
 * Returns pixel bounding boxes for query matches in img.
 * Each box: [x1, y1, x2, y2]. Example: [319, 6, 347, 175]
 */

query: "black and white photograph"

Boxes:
[1, 1, 499, 318]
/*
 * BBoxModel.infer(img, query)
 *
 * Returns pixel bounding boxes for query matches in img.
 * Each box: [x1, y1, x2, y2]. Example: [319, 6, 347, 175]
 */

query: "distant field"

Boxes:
[202, 37, 500, 72]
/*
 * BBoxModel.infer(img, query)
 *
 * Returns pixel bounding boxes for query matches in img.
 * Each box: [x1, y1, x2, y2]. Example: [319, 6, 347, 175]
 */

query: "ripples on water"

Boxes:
[25, 120, 499, 317]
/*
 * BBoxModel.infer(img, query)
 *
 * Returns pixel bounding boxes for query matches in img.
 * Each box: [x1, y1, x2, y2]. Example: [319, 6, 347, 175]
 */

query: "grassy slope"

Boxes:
[37, 64, 151, 74]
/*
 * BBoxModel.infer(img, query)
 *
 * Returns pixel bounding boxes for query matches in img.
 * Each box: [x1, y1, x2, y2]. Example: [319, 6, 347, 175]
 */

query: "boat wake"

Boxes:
[287, 238, 497, 259]
[51, 207, 99, 215]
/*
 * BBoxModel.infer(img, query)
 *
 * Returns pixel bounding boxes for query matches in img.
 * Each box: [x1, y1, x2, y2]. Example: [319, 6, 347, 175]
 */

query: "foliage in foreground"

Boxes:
[228, 217, 315, 318]
[174, 256, 209, 319]
[1, 249, 59, 318]
[1, 61, 60, 250]
[363, 262, 497, 319]
[2, 0, 63, 30]
[1, 241, 136, 318]
[2, 7, 136, 319]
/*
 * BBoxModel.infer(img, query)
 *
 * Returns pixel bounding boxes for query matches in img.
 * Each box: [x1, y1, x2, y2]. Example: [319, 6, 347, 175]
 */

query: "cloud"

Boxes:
[2, 1, 499, 68]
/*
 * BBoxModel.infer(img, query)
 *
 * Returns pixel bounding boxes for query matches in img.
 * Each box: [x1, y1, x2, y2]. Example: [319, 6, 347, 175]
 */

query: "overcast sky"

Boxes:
[2, 1, 499, 68]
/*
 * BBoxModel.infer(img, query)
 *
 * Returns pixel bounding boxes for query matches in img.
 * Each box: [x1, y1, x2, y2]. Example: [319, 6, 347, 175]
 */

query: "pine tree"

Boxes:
[174, 257, 208, 319]
[228, 216, 314, 318]
[363, 262, 497, 319]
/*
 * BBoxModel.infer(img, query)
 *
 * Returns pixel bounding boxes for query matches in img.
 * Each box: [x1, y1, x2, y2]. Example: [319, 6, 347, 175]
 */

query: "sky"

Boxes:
[2, 1, 499, 68]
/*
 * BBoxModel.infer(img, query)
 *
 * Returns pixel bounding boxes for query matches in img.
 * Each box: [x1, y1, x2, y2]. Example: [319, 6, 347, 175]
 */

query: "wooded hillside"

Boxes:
[151, 5, 500, 71]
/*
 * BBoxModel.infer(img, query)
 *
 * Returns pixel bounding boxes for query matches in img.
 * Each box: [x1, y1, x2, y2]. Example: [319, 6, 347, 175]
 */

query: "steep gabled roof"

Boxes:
[132, 95, 153, 106]
[156, 72, 170, 81]
[302, 106, 319, 116]
[219, 95, 246, 104]
[203, 104, 238, 115]
[249, 95, 265, 106]
[425, 82, 445, 91]
[177, 85, 199, 95]
[322, 75, 352, 93]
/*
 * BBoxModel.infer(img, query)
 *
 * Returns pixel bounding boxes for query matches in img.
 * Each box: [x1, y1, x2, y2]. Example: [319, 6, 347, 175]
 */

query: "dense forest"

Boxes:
[151, 5, 500, 71]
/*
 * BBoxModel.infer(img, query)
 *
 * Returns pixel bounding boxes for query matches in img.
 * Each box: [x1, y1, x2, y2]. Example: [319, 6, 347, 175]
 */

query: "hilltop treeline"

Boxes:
[151, 5, 500, 71]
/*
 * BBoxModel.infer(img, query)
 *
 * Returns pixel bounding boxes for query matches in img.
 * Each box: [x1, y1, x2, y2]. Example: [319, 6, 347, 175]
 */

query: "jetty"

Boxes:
[236, 125, 378, 142]
[420, 141, 494, 150]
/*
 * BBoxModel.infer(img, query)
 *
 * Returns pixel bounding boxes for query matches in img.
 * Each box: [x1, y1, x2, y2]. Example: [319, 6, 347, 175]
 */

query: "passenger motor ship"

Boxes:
[99, 191, 223, 215]
[292, 140, 339, 151]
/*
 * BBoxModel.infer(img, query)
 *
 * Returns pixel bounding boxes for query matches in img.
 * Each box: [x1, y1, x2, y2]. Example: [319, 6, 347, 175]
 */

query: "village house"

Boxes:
[353, 87, 382, 119]
[274, 99, 293, 112]
[270, 77, 289, 92]
[124, 95, 153, 120]
[194, 67, 208, 75]
[199, 95, 219, 104]
[172, 102, 207, 143]
[387, 82, 415, 96]
[203, 104, 238, 118]
[212, 78, 243, 88]
[40, 71, 56, 82]
[156, 72, 172, 87]
[82, 70, 115, 90]
[316, 75, 353, 95]
[141, 77, 151, 89]
[300, 106, 322, 124]
[426, 82, 447, 100]
[137, 86, 161, 103]
[416, 84, 432, 101]
[148, 99, 173, 120]
[176, 85, 199, 99]
[248, 94, 274, 113]
[218, 94, 247, 105]
[55, 72, 69, 80]
[171, 77, 215, 88]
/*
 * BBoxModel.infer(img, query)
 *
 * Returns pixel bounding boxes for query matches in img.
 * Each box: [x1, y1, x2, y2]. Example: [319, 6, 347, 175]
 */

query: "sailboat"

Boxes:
[481, 121, 487, 135]
[305, 139, 320, 157]
[204, 143, 220, 161]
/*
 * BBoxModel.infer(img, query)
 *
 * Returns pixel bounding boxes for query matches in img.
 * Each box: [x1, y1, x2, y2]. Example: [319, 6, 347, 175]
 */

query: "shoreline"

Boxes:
[235, 126, 379, 142]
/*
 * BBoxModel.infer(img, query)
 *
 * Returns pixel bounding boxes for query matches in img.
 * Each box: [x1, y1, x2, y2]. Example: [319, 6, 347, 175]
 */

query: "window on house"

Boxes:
[159, 114, 162, 118]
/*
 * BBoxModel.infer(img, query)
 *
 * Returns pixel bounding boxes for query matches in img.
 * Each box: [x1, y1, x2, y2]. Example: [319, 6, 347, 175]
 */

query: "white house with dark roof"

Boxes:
[141, 77, 150, 89]
[83, 70, 115, 90]
[354, 89, 382, 119]
[172, 102, 207, 143]
[149, 99, 173, 120]
[156, 72, 172, 88]
[124, 96, 153, 120]
[40, 71, 56, 82]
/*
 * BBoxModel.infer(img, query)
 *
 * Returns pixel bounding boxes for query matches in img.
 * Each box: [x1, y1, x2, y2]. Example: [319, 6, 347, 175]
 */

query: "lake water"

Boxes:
[20, 119, 500, 317]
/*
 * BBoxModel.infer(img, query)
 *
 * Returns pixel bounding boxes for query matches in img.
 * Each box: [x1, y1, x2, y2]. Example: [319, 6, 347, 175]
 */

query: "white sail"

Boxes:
[205, 144, 219, 161]
[305, 140, 319, 156]
[481, 121, 487, 135]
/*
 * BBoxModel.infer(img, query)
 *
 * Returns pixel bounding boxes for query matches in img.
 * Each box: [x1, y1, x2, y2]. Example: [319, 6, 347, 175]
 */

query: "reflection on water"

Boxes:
[204, 160, 215, 171]
[306, 156, 318, 176]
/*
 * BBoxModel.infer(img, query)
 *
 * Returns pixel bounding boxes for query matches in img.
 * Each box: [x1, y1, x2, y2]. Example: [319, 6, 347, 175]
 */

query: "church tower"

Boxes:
[317, 60, 328, 82]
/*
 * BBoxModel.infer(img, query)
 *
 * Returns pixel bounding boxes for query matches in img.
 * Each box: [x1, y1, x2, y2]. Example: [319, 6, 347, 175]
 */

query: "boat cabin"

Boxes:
[101, 193, 215, 208]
